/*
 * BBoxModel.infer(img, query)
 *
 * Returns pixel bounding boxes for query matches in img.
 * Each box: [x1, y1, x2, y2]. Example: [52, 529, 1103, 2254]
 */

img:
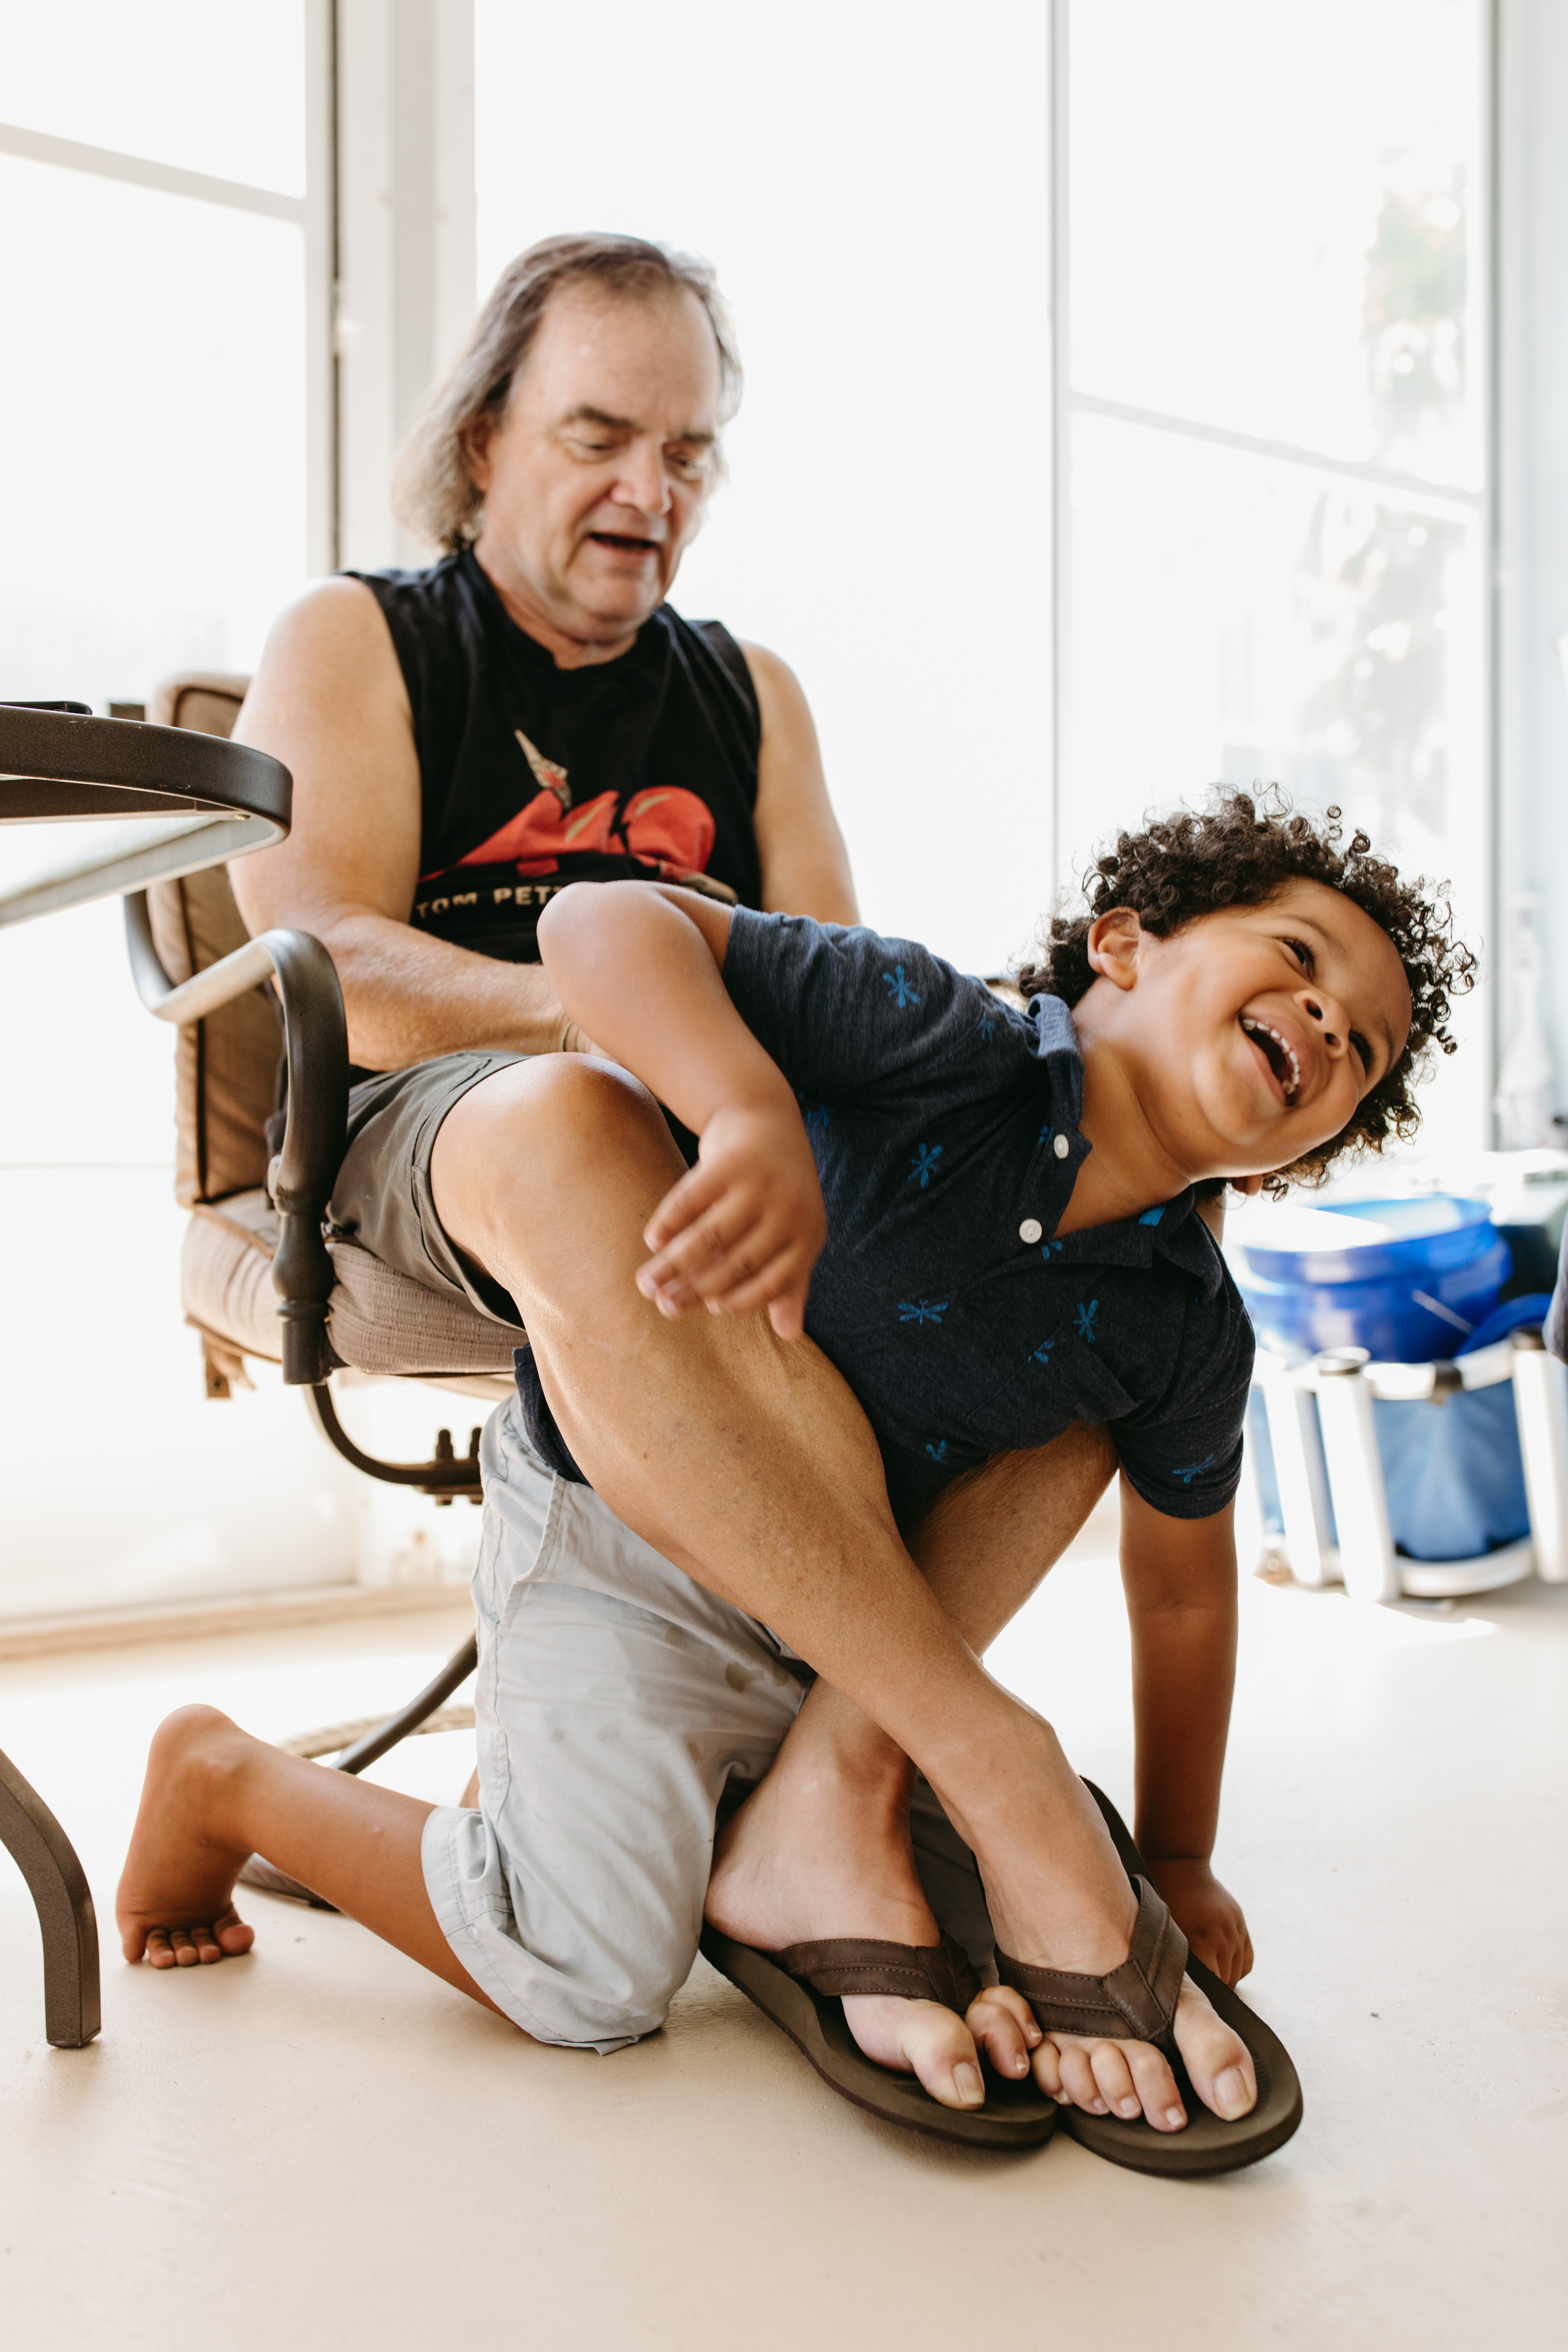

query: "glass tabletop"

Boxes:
[0, 704, 290, 926]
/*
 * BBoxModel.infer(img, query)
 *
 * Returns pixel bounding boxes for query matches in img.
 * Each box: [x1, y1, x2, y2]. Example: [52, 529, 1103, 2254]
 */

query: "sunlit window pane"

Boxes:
[0, 155, 308, 710]
[474, 0, 1052, 976]
[1070, 0, 1484, 490]
[1066, 415, 1484, 889]
[2, 1, 306, 195]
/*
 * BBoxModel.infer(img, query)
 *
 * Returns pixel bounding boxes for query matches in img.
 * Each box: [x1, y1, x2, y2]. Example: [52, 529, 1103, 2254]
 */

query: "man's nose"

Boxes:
[611, 441, 672, 517]
[1297, 987, 1348, 1056]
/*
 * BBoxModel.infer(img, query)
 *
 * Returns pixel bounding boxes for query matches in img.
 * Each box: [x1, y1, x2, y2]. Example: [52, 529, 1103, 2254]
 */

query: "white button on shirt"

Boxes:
[1053, 1133, 1070, 1159]
[1018, 1218, 1043, 1245]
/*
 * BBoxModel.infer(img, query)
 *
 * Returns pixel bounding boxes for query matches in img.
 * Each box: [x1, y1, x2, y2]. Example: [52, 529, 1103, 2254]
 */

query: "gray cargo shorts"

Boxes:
[329, 1049, 533, 1322]
[327, 1052, 994, 2052]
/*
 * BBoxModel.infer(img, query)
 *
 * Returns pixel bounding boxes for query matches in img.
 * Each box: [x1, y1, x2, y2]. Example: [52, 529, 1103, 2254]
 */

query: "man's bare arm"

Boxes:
[743, 643, 859, 925]
[229, 579, 578, 1070]
[229, 598, 859, 1071]
[1119, 1477, 1254, 1983]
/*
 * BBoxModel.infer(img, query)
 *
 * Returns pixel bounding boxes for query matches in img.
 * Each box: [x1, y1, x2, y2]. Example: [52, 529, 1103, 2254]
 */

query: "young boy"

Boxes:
[118, 795, 1468, 2155]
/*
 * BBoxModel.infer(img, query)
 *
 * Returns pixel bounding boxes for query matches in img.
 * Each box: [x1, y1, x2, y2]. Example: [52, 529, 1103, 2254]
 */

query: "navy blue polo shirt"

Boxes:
[516, 911, 1255, 1528]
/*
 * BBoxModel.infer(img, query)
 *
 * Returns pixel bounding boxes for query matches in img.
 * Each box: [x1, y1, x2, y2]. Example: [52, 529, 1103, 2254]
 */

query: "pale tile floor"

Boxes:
[2, 1543, 1566, 2351]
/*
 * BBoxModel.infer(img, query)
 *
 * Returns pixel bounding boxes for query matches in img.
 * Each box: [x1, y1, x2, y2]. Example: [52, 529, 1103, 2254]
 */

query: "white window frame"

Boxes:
[1496, 0, 1568, 1131]
[334, 0, 476, 570]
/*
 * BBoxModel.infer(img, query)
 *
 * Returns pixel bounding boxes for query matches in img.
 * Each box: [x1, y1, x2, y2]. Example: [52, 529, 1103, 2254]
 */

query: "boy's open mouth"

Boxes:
[1241, 1015, 1300, 1106]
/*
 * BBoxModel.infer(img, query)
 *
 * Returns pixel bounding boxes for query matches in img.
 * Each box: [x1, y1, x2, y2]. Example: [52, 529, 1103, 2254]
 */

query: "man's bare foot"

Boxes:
[706, 1757, 1040, 2114]
[1030, 1977, 1256, 2130]
[117, 1705, 257, 1969]
[715, 1696, 1258, 2133]
[940, 1719, 1258, 2132]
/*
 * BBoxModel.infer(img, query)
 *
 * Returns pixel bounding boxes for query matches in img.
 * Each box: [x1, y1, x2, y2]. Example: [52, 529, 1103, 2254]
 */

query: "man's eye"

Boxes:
[668, 451, 705, 478]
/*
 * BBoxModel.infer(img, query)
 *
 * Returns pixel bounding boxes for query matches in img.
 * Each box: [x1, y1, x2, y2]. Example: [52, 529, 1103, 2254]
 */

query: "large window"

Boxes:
[0, 2, 349, 1621]
[1061, 0, 1491, 1148]
[0, 1, 330, 710]
[0, 4, 1510, 1625]
[474, 0, 1052, 981]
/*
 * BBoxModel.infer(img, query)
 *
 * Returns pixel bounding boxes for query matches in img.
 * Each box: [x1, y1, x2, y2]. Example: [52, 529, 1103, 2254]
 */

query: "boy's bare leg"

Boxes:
[429, 1056, 1254, 2128]
[117, 1705, 504, 2017]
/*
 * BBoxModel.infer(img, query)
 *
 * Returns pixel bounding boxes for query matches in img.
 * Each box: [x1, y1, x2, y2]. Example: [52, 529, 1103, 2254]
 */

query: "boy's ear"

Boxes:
[1085, 907, 1143, 992]
[1230, 1172, 1272, 1197]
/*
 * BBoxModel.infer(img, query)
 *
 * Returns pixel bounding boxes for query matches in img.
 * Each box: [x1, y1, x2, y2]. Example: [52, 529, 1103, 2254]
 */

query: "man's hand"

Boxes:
[637, 1101, 828, 1339]
[1143, 1856, 1254, 1986]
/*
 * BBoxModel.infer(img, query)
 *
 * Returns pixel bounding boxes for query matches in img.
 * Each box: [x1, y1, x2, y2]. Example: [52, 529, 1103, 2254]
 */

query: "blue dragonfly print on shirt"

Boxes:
[1173, 1453, 1217, 1486]
[1074, 1298, 1100, 1344]
[924, 1439, 949, 1463]
[1032, 1337, 1056, 1365]
[898, 1298, 948, 1326]
[976, 1003, 997, 1042]
[882, 964, 922, 1008]
[908, 1143, 943, 1188]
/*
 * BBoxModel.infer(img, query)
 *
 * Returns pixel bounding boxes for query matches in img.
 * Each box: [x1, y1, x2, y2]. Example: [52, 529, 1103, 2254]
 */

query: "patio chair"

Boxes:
[123, 672, 519, 1796]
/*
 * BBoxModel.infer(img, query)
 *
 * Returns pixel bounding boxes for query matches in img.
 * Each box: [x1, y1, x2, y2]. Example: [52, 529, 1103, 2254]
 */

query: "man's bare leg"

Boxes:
[429, 1057, 1254, 2127]
[117, 1705, 504, 2016]
[706, 1433, 1117, 2104]
[707, 1439, 1253, 2128]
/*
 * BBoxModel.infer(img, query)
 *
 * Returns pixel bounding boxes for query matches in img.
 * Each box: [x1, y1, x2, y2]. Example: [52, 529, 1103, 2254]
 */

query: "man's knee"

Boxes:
[432, 1052, 679, 1269]
[453, 1051, 663, 1165]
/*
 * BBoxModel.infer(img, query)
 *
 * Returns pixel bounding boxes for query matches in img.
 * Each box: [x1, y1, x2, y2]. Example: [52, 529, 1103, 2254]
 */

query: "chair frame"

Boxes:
[123, 892, 482, 1754]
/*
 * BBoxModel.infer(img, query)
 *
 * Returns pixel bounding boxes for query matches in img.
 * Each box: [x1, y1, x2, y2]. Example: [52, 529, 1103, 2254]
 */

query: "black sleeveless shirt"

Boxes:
[350, 549, 764, 965]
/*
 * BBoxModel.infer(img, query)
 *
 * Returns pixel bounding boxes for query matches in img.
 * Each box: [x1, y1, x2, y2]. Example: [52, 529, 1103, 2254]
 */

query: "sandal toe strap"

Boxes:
[994, 1878, 1188, 2053]
[774, 1931, 981, 2012]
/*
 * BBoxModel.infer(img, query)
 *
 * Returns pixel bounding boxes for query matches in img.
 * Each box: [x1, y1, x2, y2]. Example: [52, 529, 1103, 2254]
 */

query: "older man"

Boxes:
[120, 236, 1251, 2143]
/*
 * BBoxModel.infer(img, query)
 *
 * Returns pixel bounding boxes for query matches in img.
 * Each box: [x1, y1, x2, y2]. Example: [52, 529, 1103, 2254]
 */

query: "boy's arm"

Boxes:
[1118, 1475, 1254, 1986]
[537, 879, 826, 1338]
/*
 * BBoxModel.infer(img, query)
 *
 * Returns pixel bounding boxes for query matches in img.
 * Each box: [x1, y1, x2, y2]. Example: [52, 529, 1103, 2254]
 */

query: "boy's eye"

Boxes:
[1282, 936, 1314, 971]
[1350, 1032, 1371, 1073]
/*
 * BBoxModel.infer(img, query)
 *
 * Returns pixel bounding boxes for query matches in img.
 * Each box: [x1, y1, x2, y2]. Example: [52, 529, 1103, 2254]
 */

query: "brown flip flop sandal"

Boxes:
[992, 1782, 1303, 2177]
[699, 1925, 1059, 2150]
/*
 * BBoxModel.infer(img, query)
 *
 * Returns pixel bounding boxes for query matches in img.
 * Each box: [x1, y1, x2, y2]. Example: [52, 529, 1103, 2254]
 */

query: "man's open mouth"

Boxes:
[589, 532, 659, 555]
[1241, 1015, 1300, 1105]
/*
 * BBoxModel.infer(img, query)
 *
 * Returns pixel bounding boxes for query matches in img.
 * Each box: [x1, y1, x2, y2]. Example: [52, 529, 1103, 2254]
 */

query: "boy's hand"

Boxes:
[1143, 1857, 1254, 1986]
[637, 1101, 827, 1340]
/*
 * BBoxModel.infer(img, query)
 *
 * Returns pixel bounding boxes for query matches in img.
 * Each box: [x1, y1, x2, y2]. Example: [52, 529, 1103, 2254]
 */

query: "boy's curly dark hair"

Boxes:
[1015, 790, 1477, 1192]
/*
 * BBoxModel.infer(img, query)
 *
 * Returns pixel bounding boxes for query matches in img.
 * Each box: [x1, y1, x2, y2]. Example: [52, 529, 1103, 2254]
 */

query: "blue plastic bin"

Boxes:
[1232, 1196, 1510, 1363]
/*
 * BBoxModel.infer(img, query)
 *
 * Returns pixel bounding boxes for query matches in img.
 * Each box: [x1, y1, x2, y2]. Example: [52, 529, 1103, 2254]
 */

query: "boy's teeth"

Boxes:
[1242, 1015, 1299, 1103]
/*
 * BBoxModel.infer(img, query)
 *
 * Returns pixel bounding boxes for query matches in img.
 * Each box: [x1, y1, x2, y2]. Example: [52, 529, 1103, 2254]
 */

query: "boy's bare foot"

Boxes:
[117, 1705, 258, 1968]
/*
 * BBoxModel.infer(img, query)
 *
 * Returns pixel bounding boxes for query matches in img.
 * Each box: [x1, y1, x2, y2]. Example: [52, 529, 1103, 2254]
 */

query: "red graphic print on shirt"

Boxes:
[440, 725, 719, 881]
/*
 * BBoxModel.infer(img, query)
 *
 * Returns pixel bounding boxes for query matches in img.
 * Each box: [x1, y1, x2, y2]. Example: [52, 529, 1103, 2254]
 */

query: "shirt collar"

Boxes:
[1025, 994, 1226, 1301]
[1027, 993, 1085, 1124]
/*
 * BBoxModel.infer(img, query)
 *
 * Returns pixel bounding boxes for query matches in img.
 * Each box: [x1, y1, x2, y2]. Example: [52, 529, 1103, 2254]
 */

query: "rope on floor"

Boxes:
[279, 1702, 476, 1760]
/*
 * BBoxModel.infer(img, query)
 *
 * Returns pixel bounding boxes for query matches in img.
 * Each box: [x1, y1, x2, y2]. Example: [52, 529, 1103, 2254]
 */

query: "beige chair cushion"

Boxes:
[185, 1191, 527, 1380]
[150, 671, 527, 1389]
[145, 674, 276, 1207]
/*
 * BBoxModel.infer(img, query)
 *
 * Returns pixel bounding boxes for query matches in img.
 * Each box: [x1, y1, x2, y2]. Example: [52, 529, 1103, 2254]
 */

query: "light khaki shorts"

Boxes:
[421, 1391, 994, 2052]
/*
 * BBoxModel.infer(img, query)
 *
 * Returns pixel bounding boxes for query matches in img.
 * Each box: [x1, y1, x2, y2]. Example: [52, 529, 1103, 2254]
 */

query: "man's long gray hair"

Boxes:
[393, 232, 743, 553]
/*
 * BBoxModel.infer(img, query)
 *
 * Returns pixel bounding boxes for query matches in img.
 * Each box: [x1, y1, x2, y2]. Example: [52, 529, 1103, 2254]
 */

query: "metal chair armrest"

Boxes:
[124, 891, 348, 1384]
